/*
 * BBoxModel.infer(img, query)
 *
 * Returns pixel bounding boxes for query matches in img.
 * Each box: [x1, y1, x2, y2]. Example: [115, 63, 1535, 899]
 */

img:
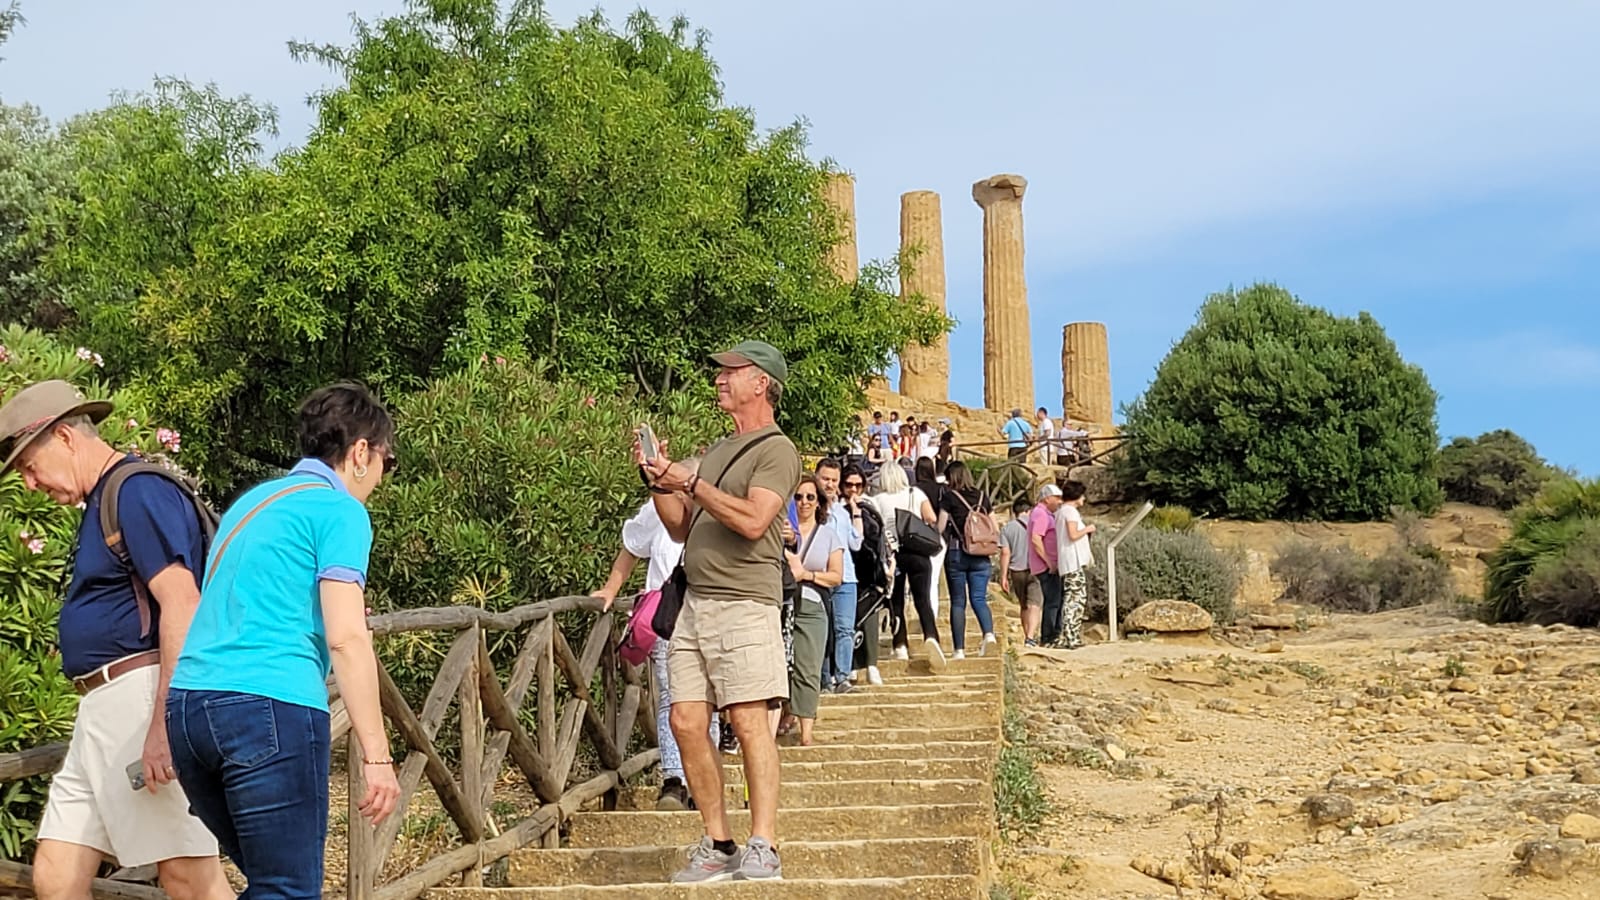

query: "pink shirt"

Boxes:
[1027, 503, 1058, 575]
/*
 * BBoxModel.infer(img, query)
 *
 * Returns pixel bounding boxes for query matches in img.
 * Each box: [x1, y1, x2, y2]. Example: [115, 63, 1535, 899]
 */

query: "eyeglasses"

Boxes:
[794, 492, 818, 502]
[843, 481, 865, 490]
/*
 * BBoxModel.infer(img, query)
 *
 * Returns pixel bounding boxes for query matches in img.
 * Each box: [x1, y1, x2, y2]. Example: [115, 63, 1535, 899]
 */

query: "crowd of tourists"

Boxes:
[6, 336, 1100, 894]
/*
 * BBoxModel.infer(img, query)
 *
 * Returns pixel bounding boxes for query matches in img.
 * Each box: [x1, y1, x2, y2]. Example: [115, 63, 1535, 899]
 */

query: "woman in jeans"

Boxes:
[167, 383, 400, 896]
[784, 474, 842, 746]
[935, 461, 997, 658]
[914, 457, 947, 621]
[870, 462, 945, 671]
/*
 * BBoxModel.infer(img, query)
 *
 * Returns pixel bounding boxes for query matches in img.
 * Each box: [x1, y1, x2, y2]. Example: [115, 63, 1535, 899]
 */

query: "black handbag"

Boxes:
[650, 433, 781, 640]
[894, 489, 943, 557]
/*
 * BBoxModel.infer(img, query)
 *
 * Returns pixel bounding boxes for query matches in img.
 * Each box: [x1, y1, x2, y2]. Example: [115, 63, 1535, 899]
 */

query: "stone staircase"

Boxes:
[433, 630, 1007, 899]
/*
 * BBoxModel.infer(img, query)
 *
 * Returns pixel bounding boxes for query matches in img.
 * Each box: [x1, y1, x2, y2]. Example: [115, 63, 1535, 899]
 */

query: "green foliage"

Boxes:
[0, 325, 193, 859]
[1484, 478, 1600, 625]
[997, 654, 1050, 842]
[1145, 504, 1196, 533]
[1437, 429, 1558, 511]
[1117, 283, 1443, 521]
[1271, 515, 1456, 613]
[1085, 528, 1242, 624]
[40, 1, 945, 495]
[0, 101, 72, 328]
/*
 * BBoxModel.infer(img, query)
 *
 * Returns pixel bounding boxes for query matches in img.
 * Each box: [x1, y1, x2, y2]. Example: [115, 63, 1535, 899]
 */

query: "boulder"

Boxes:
[1263, 866, 1360, 900]
[1560, 812, 1600, 842]
[1126, 600, 1214, 633]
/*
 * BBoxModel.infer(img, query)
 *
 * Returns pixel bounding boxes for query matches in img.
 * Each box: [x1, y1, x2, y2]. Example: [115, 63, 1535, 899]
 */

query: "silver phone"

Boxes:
[126, 760, 146, 792]
[636, 424, 659, 462]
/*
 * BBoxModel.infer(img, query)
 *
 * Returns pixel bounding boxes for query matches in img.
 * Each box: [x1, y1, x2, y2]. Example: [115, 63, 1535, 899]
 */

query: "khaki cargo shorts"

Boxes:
[38, 663, 219, 867]
[667, 588, 788, 710]
[1010, 568, 1043, 608]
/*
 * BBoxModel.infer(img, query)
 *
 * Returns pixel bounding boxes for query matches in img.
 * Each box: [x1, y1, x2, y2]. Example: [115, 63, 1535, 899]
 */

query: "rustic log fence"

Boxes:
[0, 596, 656, 900]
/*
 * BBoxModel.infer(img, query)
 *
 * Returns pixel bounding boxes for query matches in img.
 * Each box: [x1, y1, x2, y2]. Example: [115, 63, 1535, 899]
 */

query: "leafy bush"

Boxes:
[0, 325, 193, 858]
[1085, 528, 1242, 625]
[1484, 478, 1600, 625]
[1437, 430, 1558, 511]
[1270, 511, 1455, 613]
[1145, 504, 1196, 533]
[1117, 283, 1443, 521]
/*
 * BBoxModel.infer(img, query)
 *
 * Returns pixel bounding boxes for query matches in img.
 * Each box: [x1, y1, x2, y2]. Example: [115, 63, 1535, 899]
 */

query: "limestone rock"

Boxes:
[971, 174, 1033, 414]
[1263, 865, 1360, 899]
[1493, 656, 1525, 675]
[1130, 853, 1191, 887]
[1515, 838, 1588, 879]
[1247, 613, 1300, 629]
[1126, 600, 1214, 633]
[1448, 677, 1479, 693]
[1302, 793, 1356, 826]
[897, 190, 948, 402]
[1560, 812, 1600, 841]
[1573, 764, 1600, 785]
[1061, 322, 1112, 427]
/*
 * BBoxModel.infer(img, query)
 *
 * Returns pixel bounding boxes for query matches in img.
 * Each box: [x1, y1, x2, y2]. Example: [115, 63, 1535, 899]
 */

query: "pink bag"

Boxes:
[618, 589, 663, 666]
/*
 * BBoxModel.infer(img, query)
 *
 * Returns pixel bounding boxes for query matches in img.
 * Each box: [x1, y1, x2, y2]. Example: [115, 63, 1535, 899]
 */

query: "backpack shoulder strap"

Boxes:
[99, 461, 216, 563]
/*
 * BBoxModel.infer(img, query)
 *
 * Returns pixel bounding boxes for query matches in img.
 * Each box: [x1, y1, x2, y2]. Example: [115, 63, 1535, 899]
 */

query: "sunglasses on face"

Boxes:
[843, 481, 865, 490]
[794, 492, 818, 502]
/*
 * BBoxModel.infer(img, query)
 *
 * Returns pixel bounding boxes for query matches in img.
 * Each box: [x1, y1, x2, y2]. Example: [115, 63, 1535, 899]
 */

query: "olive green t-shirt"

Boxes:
[684, 425, 802, 606]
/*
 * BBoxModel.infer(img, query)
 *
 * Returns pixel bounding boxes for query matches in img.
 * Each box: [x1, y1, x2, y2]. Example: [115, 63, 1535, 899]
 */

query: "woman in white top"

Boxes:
[786, 474, 843, 746]
[1053, 479, 1096, 649]
[870, 462, 947, 671]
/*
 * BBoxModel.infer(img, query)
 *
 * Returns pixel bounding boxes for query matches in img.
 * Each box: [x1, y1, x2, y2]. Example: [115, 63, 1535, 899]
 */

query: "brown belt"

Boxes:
[72, 650, 161, 695]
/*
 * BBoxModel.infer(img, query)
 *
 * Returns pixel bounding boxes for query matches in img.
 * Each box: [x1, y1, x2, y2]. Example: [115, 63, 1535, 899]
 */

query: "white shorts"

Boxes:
[37, 663, 219, 867]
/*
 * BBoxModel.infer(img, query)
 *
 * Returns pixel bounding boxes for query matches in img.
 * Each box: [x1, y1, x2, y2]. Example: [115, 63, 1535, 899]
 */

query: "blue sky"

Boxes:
[4, 0, 1596, 473]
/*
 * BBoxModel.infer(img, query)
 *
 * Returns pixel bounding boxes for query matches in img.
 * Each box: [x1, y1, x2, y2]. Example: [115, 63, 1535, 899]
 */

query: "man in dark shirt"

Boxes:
[0, 381, 228, 900]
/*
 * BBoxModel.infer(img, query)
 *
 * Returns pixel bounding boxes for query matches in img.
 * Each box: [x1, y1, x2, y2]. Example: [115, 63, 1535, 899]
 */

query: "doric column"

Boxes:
[898, 190, 948, 402]
[822, 173, 859, 283]
[971, 174, 1033, 414]
[1062, 321, 1112, 425]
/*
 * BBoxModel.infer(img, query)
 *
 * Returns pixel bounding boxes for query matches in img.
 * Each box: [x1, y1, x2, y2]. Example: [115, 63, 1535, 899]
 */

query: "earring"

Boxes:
[354, 464, 368, 481]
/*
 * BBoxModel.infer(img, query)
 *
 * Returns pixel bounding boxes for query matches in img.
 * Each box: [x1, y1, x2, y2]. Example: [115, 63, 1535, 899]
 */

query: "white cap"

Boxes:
[1039, 484, 1063, 500]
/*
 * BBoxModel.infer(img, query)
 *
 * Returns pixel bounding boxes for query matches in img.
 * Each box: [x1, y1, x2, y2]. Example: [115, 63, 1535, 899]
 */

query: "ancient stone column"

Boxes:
[972, 174, 1033, 414]
[1062, 321, 1112, 425]
[822, 173, 859, 283]
[898, 190, 948, 402]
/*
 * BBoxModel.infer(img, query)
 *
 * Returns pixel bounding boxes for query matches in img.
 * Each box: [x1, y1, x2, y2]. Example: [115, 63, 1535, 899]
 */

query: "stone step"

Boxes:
[504, 836, 989, 886]
[771, 724, 998, 747]
[565, 804, 991, 848]
[873, 657, 1001, 678]
[791, 703, 998, 731]
[432, 875, 984, 899]
[768, 741, 995, 763]
[721, 757, 993, 785]
[819, 689, 991, 706]
[620, 778, 990, 811]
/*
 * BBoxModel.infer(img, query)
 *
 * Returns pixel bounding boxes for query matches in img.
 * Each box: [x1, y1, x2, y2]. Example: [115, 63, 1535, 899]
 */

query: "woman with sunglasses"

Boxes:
[840, 464, 890, 685]
[166, 383, 401, 896]
[783, 474, 843, 746]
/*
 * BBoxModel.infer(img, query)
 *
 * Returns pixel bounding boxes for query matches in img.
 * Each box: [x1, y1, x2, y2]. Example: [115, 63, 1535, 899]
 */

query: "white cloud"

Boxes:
[1417, 330, 1600, 390]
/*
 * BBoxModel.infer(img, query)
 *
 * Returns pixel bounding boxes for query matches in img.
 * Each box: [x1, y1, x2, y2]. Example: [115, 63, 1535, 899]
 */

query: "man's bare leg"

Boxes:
[33, 840, 103, 900]
[156, 855, 233, 900]
[670, 700, 729, 840]
[1024, 603, 1042, 643]
[727, 699, 781, 843]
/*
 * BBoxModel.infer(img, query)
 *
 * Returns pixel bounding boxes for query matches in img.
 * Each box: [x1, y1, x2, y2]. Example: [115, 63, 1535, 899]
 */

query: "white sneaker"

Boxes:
[867, 666, 884, 686]
[924, 638, 947, 673]
[953, 649, 966, 661]
[893, 645, 910, 661]
[981, 633, 997, 656]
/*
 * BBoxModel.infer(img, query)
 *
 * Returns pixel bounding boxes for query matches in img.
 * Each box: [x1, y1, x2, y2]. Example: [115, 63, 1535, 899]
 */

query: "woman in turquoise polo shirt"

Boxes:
[166, 383, 400, 897]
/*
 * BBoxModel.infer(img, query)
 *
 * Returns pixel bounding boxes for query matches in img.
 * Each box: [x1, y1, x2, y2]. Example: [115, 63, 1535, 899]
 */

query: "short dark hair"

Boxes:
[815, 457, 842, 475]
[1037, 406, 1048, 414]
[873, 411, 883, 419]
[298, 382, 395, 468]
[841, 462, 866, 486]
[1011, 497, 1032, 516]
[1061, 479, 1087, 501]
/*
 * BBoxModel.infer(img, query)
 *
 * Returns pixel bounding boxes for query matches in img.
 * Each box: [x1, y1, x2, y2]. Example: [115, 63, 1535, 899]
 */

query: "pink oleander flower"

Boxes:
[156, 427, 181, 453]
[0, 345, 11, 364]
[583, 395, 597, 408]
[74, 347, 104, 367]
[26, 537, 45, 555]
[126, 418, 139, 429]
[494, 355, 507, 366]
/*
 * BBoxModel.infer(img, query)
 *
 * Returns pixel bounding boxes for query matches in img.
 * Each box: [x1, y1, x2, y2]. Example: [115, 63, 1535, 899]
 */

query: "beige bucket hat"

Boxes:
[0, 380, 114, 472]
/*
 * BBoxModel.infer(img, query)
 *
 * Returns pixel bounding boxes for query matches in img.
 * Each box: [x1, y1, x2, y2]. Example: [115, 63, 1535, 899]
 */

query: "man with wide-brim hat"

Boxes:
[1, 381, 229, 900]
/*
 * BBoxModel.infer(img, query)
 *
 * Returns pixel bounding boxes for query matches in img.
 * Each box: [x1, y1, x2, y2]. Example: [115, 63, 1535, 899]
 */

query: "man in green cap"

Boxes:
[0, 381, 230, 900]
[640, 339, 800, 882]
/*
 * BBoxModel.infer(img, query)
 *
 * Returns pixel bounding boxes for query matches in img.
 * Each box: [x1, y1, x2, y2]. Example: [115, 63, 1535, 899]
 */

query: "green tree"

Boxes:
[0, 101, 71, 328]
[1437, 429, 1558, 511]
[1484, 477, 1600, 625]
[54, 0, 944, 495]
[1117, 283, 1442, 521]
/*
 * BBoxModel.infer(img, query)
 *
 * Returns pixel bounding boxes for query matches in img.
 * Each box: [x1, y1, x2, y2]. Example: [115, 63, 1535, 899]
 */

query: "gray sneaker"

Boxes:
[669, 837, 739, 884]
[735, 835, 782, 880]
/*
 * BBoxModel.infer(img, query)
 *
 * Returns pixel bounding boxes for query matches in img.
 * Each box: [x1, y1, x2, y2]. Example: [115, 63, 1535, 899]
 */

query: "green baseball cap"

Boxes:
[710, 340, 788, 385]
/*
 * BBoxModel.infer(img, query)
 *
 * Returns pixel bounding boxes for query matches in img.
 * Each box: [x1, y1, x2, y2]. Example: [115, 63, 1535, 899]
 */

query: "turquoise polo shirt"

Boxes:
[171, 459, 373, 712]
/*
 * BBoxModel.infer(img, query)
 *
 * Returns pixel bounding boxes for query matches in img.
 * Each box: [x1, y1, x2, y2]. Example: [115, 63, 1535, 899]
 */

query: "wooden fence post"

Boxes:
[348, 734, 374, 900]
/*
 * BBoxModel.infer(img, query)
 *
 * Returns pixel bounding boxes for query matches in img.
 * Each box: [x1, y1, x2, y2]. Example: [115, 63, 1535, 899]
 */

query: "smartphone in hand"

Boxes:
[126, 760, 146, 792]
[636, 424, 658, 463]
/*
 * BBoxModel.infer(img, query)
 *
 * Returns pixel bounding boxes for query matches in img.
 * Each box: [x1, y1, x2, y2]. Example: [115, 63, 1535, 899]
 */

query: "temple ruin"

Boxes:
[1061, 321, 1112, 425]
[897, 190, 949, 402]
[971, 174, 1034, 416]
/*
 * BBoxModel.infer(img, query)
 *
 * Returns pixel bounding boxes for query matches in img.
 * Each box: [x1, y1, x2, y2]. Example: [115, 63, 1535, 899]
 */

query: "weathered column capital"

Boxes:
[972, 174, 1028, 208]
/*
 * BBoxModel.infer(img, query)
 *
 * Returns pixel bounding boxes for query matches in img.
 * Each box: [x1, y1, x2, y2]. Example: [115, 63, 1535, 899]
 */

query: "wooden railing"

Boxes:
[0, 596, 656, 900]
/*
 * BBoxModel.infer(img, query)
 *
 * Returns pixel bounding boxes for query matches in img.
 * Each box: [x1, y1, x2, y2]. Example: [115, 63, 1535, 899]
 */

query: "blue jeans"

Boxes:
[167, 689, 329, 899]
[824, 582, 859, 685]
[944, 548, 994, 651]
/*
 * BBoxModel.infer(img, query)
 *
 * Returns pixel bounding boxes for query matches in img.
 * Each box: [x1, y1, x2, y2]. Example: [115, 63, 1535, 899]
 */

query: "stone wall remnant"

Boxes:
[971, 174, 1034, 414]
[898, 190, 948, 402]
[1061, 321, 1112, 425]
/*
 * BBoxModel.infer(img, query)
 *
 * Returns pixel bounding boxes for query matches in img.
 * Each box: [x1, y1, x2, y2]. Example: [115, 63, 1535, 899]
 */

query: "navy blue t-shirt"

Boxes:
[59, 458, 205, 678]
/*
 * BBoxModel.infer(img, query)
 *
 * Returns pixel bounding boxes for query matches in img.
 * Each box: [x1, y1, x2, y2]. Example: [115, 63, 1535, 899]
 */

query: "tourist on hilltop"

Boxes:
[998, 496, 1043, 647]
[914, 456, 948, 621]
[0, 381, 232, 900]
[639, 339, 800, 883]
[1053, 479, 1096, 650]
[936, 419, 956, 469]
[814, 459, 864, 694]
[167, 383, 401, 895]
[592, 458, 706, 812]
[917, 421, 938, 462]
[782, 474, 843, 746]
[1058, 416, 1092, 466]
[897, 422, 918, 460]
[841, 463, 890, 686]
[870, 462, 946, 671]
[1035, 407, 1056, 466]
[1000, 408, 1034, 460]
[1029, 484, 1067, 647]
[935, 461, 998, 657]
[866, 433, 892, 472]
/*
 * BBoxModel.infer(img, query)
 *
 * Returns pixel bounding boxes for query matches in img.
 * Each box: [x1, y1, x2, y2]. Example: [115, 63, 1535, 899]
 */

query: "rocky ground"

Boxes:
[1001, 606, 1600, 899]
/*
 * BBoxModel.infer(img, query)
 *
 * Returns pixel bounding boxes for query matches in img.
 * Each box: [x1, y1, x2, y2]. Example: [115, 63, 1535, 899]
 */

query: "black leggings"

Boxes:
[890, 549, 939, 648]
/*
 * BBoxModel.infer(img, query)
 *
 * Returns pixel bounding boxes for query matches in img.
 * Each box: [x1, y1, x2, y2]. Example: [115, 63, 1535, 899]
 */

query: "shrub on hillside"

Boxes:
[1085, 528, 1242, 625]
[0, 325, 194, 857]
[1116, 283, 1443, 521]
[1437, 430, 1558, 511]
[1145, 504, 1197, 533]
[1484, 478, 1600, 625]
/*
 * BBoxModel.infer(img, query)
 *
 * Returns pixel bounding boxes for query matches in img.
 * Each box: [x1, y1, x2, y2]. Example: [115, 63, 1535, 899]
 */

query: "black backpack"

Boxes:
[97, 461, 221, 639]
[851, 502, 890, 593]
